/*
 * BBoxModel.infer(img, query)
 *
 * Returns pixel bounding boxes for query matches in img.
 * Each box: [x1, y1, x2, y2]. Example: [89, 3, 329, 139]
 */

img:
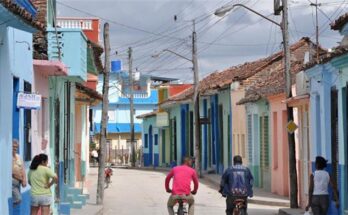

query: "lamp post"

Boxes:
[214, 1, 298, 208]
[153, 21, 201, 177]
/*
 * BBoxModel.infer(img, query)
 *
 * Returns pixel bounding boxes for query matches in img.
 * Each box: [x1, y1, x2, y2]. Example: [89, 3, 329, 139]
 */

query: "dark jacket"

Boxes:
[219, 164, 254, 197]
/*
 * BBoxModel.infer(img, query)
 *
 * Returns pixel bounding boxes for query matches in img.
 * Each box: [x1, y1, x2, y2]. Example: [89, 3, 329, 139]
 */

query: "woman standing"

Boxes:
[306, 156, 339, 215]
[12, 139, 27, 205]
[28, 154, 58, 215]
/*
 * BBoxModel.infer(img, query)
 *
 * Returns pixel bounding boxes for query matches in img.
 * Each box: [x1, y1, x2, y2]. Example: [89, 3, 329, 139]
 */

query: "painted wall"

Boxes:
[218, 89, 232, 172]
[0, 26, 34, 214]
[268, 94, 289, 197]
[32, 71, 50, 159]
[49, 76, 76, 214]
[306, 56, 348, 214]
[47, 28, 88, 81]
[245, 99, 271, 191]
[231, 85, 248, 165]
[142, 116, 159, 167]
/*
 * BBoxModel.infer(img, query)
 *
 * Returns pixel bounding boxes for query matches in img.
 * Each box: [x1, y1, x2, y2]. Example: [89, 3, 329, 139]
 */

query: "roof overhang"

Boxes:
[136, 111, 158, 119]
[0, 2, 43, 32]
[283, 94, 310, 107]
[75, 82, 102, 106]
[33, 60, 68, 77]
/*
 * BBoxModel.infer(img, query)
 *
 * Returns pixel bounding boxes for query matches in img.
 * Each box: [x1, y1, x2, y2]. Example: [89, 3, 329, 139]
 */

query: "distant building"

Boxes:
[92, 66, 158, 165]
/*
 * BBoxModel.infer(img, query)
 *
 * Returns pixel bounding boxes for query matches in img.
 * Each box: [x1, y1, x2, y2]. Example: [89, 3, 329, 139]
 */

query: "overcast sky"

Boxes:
[57, 0, 347, 82]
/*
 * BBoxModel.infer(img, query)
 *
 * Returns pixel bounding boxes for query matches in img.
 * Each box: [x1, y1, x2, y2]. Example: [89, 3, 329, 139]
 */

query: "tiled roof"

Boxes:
[331, 13, 348, 31]
[303, 46, 348, 71]
[238, 38, 322, 105]
[136, 111, 158, 119]
[161, 38, 319, 107]
[0, 0, 44, 30]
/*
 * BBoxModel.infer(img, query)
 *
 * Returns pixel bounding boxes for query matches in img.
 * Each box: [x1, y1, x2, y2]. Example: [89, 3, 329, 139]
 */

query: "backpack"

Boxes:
[230, 168, 248, 196]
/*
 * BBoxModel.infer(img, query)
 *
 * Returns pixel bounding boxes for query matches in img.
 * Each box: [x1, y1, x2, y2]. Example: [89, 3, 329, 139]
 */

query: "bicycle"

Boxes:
[104, 166, 113, 189]
[175, 198, 188, 215]
[232, 198, 247, 215]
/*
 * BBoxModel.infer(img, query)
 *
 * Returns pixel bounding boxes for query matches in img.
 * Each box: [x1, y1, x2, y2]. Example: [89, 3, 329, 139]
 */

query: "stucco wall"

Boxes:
[268, 94, 289, 197]
[231, 87, 247, 164]
[0, 26, 34, 214]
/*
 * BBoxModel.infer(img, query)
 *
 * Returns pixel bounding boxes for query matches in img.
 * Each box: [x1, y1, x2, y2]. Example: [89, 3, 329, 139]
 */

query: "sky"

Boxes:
[57, 0, 347, 82]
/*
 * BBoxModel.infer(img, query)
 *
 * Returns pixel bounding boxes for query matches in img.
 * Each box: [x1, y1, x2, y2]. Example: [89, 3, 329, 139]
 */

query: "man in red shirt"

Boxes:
[165, 157, 199, 215]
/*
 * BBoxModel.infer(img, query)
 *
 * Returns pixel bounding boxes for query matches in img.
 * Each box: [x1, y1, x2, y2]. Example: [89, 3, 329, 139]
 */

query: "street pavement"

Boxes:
[102, 168, 281, 215]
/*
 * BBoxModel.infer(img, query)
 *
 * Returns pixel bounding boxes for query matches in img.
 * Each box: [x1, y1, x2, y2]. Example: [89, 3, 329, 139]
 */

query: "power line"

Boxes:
[57, 1, 186, 42]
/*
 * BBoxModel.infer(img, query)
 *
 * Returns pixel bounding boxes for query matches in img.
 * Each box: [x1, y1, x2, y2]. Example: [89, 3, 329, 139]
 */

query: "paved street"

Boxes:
[102, 168, 280, 215]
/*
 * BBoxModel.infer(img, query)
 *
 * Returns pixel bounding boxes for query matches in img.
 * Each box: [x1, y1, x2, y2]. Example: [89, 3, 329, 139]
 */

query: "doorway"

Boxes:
[149, 126, 153, 165]
[331, 88, 339, 191]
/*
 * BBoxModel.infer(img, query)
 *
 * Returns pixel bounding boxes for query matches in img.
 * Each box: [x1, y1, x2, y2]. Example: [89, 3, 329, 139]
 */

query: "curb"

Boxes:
[278, 208, 307, 215]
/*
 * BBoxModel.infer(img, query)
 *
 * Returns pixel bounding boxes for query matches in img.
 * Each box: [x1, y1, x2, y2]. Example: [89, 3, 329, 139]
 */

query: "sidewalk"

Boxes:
[71, 167, 103, 215]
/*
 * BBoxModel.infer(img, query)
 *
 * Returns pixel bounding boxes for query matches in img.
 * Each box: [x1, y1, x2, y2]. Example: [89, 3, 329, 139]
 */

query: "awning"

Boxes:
[33, 60, 68, 77]
[136, 111, 158, 119]
[283, 94, 310, 107]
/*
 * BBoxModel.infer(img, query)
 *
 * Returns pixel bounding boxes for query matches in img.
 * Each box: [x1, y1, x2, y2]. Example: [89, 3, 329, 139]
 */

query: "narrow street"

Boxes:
[102, 168, 280, 215]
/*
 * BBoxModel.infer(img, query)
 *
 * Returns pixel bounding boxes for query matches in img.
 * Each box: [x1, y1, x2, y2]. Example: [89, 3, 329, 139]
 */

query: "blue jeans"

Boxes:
[12, 179, 21, 205]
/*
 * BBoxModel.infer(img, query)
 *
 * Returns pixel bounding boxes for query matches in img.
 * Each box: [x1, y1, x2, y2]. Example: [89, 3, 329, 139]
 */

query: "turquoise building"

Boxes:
[0, 1, 41, 214]
[304, 13, 348, 214]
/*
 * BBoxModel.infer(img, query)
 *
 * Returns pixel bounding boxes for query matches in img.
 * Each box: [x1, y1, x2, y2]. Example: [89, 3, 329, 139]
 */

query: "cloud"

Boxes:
[57, 0, 346, 81]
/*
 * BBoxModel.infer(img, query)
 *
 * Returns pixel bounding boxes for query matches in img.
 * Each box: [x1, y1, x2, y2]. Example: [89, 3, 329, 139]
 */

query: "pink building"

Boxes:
[32, 60, 68, 158]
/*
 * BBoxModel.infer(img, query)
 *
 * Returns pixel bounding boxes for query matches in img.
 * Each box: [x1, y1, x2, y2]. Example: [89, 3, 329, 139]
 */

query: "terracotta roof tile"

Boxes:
[0, 0, 44, 30]
[303, 46, 348, 70]
[331, 12, 348, 31]
[238, 38, 323, 105]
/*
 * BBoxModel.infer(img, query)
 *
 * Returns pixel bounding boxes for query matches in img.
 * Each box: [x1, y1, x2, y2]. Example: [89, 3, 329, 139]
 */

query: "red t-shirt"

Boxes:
[165, 165, 199, 195]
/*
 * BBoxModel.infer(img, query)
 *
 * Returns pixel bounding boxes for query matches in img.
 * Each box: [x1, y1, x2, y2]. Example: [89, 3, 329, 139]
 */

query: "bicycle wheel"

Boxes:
[177, 205, 184, 215]
[239, 208, 247, 215]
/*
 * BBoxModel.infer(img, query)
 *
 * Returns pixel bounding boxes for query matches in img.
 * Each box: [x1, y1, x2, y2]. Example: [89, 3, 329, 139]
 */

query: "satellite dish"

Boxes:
[274, 0, 282, 16]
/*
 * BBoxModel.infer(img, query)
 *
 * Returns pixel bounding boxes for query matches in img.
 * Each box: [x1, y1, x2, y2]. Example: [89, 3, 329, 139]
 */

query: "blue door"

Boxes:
[149, 126, 153, 165]
[12, 77, 20, 140]
[154, 134, 159, 167]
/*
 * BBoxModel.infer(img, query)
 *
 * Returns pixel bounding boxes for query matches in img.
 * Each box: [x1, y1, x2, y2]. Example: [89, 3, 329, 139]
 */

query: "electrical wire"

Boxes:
[57, 1, 187, 42]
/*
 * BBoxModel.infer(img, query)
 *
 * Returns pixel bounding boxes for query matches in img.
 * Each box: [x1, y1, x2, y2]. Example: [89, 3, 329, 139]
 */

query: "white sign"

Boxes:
[17, 92, 41, 109]
[156, 112, 169, 127]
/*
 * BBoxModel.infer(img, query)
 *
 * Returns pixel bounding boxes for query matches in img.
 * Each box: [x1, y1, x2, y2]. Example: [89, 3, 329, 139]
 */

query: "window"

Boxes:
[24, 81, 32, 161]
[108, 110, 115, 121]
[260, 116, 270, 168]
[247, 114, 253, 164]
[144, 134, 148, 148]
[241, 134, 246, 159]
[273, 112, 278, 169]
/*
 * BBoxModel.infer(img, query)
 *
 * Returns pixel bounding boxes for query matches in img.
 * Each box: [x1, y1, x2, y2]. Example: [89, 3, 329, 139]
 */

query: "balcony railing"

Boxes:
[57, 19, 93, 30]
[47, 27, 88, 81]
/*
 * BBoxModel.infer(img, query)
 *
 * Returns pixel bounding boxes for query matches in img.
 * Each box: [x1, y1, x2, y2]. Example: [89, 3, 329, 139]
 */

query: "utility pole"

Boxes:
[192, 20, 201, 177]
[96, 22, 110, 205]
[282, 0, 298, 208]
[128, 47, 136, 167]
[310, 0, 321, 62]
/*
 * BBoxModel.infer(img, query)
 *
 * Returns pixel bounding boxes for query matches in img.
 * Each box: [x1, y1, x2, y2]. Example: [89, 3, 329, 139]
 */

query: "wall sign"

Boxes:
[156, 112, 169, 127]
[17, 92, 41, 109]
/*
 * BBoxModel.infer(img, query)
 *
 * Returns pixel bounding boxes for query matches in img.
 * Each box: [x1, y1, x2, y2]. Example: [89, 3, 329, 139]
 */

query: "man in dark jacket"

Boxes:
[219, 155, 253, 214]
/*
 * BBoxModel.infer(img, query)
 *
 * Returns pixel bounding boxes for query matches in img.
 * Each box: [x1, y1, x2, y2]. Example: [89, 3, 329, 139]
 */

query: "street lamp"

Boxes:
[214, 1, 298, 208]
[214, 4, 281, 27]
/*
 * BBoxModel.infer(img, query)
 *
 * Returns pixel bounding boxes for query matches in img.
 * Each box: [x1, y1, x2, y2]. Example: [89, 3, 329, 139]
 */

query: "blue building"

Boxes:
[93, 70, 158, 165]
[304, 13, 348, 214]
[0, 1, 41, 214]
